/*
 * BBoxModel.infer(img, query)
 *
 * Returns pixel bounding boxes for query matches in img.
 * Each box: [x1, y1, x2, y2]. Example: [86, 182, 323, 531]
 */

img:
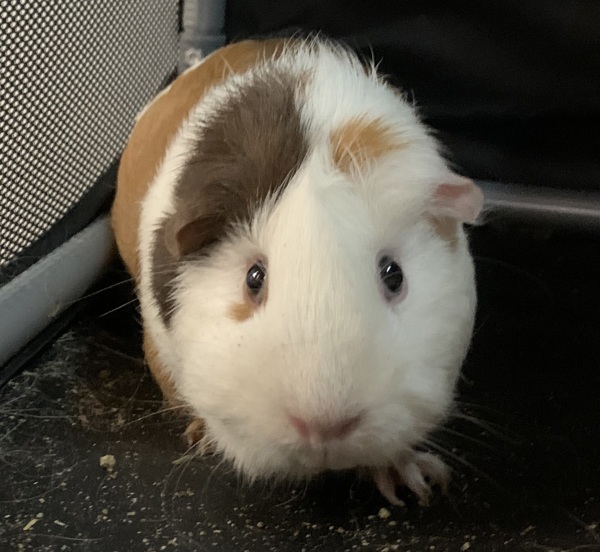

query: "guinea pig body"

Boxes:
[112, 37, 483, 504]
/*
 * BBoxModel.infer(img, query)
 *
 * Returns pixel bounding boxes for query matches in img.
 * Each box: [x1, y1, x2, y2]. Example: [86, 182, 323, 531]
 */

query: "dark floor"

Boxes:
[1, 221, 599, 552]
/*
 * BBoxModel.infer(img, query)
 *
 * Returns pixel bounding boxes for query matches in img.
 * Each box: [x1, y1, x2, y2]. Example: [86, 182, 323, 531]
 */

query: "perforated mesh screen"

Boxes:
[0, 0, 179, 269]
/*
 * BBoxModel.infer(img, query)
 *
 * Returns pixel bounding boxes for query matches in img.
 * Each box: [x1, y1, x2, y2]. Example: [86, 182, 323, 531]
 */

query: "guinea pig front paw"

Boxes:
[372, 452, 450, 506]
[183, 418, 215, 455]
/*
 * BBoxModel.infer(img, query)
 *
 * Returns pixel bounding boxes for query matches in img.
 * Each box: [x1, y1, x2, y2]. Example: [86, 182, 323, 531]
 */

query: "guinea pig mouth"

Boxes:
[294, 444, 367, 474]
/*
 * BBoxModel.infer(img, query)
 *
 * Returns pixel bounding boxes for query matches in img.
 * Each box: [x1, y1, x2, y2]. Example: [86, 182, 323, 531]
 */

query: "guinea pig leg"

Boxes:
[184, 419, 205, 446]
[372, 452, 450, 506]
[185, 419, 218, 456]
[183, 418, 215, 456]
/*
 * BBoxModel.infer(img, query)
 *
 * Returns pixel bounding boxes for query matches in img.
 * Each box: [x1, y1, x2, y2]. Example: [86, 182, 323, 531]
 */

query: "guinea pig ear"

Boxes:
[163, 210, 219, 259]
[427, 175, 484, 224]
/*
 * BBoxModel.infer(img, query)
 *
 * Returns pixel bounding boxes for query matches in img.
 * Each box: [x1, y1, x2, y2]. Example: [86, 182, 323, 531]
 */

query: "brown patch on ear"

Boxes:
[330, 116, 405, 174]
[152, 212, 225, 321]
[163, 213, 221, 259]
[427, 215, 460, 250]
[174, 218, 212, 259]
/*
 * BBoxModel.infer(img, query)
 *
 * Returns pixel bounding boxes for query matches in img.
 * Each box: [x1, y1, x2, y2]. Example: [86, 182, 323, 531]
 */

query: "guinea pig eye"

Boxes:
[378, 256, 404, 299]
[246, 262, 266, 300]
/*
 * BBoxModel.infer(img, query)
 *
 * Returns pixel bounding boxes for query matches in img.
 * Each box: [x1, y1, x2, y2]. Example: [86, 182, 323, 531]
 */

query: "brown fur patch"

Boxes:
[330, 116, 404, 174]
[151, 61, 307, 324]
[112, 38, 306, 325]
[111, 38, 292, 282]
[228, 277, 269, 322]
[228, 301, 256, 322]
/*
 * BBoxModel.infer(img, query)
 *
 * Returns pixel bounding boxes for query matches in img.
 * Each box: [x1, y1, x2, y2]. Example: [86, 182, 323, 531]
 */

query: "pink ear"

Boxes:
[428, 176, 483, 223]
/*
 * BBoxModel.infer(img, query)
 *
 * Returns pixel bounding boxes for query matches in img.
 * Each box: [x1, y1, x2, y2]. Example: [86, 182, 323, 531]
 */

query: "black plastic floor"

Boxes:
[1, 223, 599, 552]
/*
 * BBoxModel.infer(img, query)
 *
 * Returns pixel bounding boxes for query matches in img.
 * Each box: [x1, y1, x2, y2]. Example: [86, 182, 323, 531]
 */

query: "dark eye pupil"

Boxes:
[246, 263, 265, 294]
[379, 256, 403, 293]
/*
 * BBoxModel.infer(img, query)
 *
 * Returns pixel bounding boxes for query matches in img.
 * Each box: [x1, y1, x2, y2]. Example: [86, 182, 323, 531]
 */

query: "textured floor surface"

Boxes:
[1, 222, 599, 551]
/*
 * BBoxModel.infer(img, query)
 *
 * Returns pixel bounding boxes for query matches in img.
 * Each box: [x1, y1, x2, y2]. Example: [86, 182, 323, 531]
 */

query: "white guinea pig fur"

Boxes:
[128, 37, 483, 500]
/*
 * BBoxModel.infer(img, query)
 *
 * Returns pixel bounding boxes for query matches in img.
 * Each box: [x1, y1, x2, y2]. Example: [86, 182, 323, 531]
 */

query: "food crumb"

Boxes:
[256, 521, 264, 528]
[378, 507, 391, 519]
[461, 543, 471, 551]
[100, 454, 116, 472]
[23, 518, 39, 531]
[520, 525, 535, 536]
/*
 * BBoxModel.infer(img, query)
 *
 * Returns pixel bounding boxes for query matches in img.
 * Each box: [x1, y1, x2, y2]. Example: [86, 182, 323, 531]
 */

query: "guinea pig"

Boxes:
[111, 36, 483, 505]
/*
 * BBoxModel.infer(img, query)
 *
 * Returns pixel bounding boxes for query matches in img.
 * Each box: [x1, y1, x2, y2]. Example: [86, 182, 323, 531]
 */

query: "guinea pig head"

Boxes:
[157, 55, 482, 480]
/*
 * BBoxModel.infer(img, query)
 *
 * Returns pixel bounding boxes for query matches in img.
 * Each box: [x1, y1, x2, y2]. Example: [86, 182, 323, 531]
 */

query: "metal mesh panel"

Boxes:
[0, 0, 179, 268]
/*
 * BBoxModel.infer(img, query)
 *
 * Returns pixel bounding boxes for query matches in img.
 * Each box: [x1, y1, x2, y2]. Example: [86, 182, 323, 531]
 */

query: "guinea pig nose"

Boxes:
[289, 414, 362, 443]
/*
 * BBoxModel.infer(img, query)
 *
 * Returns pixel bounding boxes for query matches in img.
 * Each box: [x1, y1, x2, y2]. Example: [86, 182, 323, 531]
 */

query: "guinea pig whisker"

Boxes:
[166, 447, 201, 536]
[449, 406, 521, 445]
[42, 275, 137, 312]
[171, 439, 203, 466]
[435, 425, 497, 451]
[118, 404, 189, 428]
[149, 264, 184, 275]
[66, 277, 135, 305]
[424, 437, 501, 490]
[274, 480, 306, 507]
[452, 399, 510, 420]
[97, 297, 139, 318]
[450, 412, 517, 445]
[452, 398, 493, 410]
[469, 311, 492, 342]
[85, 341, 144, 365]
[199, 456, 233, 504]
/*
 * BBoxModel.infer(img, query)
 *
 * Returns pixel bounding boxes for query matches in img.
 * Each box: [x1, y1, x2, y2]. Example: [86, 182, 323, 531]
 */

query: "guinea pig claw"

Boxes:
[373, 452, 450, 506]
[373, 468, 407, 506]
[412, 451, 451, 494]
